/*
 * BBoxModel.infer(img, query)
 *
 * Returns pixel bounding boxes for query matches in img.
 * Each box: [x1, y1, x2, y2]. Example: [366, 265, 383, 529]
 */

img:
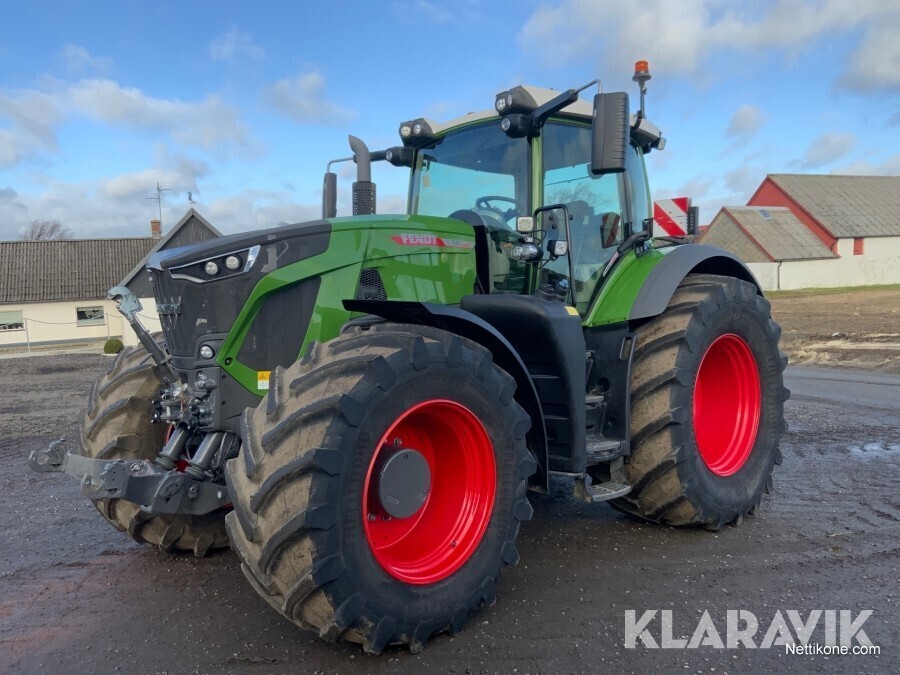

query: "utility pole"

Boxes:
[146, 182, 171, 225]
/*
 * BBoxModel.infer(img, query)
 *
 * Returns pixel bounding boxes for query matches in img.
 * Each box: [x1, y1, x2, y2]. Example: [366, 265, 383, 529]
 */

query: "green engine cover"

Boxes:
[217, 215, 478, 395]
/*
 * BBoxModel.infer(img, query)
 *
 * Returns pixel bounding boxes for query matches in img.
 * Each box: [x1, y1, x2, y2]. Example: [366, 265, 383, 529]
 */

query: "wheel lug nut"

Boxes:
[450, 540, 457, 548]
[367, 513, 375, 521]
[393, 438, 403, 447]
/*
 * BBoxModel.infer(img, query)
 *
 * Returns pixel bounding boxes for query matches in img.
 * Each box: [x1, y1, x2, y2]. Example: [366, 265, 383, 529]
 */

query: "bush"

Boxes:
[103, 337, 124, 355]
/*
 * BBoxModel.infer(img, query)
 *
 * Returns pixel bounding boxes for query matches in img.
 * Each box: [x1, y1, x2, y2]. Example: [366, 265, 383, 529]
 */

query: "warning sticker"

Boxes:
[564, 306, 580, 316]
[391, 233, 475, 249]
[257, 371, 271, 390]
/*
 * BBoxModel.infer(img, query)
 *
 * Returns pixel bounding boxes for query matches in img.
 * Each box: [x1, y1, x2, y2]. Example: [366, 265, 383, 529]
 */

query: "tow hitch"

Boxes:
[29, 439, 231, 515]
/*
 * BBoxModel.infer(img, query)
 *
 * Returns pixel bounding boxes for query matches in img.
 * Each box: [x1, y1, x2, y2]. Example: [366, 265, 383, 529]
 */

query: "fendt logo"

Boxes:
[624, 609, 877, 654]
[391, 233, 475, 249]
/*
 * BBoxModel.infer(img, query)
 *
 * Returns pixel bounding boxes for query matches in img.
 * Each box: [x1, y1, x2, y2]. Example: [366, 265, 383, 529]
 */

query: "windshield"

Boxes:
[411, 122, 532, 293]
[410, 123, 529, 228]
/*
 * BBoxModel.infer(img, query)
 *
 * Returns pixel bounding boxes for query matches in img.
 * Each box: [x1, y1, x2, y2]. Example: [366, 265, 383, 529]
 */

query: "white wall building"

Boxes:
[0, 209, 219, 350]
[700, 174, 900, 291]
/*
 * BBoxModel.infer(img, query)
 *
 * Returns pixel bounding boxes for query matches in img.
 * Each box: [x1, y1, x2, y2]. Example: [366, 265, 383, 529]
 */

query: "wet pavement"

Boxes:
[1, 356, 897, 674]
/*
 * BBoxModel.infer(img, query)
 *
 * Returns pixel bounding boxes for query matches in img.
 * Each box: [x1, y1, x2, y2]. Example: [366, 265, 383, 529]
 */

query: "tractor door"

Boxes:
[538, 122, 651, 315]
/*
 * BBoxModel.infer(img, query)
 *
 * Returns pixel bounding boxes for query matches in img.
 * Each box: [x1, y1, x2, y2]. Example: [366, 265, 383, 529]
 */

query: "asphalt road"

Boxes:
[1, 357, 897, 674]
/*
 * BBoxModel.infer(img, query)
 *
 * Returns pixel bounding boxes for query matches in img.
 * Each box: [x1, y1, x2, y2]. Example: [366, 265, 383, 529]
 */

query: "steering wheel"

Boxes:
[475, 195, 518, 224]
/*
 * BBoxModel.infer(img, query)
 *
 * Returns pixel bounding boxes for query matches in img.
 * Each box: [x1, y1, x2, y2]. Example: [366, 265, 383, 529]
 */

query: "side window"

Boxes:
[626, 144, 651, 231]
[542, 123, 625, 310]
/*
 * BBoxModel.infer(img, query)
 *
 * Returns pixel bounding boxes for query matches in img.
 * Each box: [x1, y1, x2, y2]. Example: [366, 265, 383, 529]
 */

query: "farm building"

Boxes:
[0, 209, 219, 350]
[700, 174, 900, 290]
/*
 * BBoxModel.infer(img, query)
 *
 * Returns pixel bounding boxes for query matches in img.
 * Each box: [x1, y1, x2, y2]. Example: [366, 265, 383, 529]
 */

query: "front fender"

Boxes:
[343, 299, 549, 490]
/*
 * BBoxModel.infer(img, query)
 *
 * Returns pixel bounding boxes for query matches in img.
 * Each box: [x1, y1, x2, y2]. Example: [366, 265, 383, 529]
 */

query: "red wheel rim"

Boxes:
[362, 399, 496, 585]
[693, 334, 761, 476]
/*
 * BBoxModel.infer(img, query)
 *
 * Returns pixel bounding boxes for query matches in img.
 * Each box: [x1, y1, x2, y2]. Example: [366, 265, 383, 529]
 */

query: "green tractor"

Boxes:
[31, 62, 787, 653]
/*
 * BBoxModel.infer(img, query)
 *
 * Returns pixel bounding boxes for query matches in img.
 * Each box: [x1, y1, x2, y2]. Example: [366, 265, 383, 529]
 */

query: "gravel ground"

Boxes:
[1, 350, 898, 673]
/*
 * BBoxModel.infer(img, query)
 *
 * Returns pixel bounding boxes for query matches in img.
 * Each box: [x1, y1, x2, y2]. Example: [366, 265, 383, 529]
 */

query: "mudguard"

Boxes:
[343, 299, 549, 489]
[629, 244, 761, 321]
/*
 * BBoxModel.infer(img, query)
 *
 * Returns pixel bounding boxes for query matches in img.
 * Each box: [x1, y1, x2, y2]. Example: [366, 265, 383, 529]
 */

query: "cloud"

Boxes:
[209, 28, 265, 62]
[834, 152, 900, 175]
[677, 177, 713, 201]
[264, 71, 356, 126]
[0, 78, 258, 167]
[838, 18, 900, 91]
[726, 105, 765, 139]
[518, 0, 899, 88]
[0, 88, 61, 167]
[0, 186, 18, 201]
[724, 165, 764, 195]
[59, 44, 112, 76]
[800, 132, 856, 168]
[68, 79, 253, 151]
[1, 167, 220, 240]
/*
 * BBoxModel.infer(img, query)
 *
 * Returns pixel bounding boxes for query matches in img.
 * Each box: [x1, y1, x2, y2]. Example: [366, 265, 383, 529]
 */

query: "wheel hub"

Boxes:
[377, 448, 431, 519]
[362, 399, 497, 585]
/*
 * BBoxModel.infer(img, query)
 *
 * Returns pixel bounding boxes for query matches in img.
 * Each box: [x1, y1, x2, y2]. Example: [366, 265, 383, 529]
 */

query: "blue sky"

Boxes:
[1, 0, 898, 240]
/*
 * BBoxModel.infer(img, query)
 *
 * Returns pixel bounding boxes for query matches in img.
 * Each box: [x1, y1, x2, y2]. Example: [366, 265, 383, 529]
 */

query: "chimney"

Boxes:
[150, 219, 162, 239]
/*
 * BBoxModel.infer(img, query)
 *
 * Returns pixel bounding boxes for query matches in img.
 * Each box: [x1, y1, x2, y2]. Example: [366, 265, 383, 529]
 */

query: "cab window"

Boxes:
[541, 122, 625, 312]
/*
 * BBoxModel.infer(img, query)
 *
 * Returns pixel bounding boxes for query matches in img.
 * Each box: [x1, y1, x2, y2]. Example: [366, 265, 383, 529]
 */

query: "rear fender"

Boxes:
[343, 299, 549, 490]
[629, 244, 761, 321]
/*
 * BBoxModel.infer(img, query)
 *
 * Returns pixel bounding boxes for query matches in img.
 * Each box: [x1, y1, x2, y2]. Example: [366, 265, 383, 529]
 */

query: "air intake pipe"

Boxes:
[349, 135, 376, 216]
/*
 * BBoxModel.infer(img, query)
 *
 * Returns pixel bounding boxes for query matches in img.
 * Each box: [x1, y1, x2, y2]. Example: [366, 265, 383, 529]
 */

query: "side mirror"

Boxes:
[322, 172, 337, 219]
[590, 92, 629, 175]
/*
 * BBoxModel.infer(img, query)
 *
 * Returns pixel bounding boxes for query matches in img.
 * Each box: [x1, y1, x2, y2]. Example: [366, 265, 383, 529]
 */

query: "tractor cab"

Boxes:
[407, 113, 655, 315]
[326, 62, 665, 317]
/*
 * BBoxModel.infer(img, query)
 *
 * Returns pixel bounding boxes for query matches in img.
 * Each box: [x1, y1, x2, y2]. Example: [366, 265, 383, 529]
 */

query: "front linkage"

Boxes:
[29, 287, 235, 518]
[29, 439, 230, 515]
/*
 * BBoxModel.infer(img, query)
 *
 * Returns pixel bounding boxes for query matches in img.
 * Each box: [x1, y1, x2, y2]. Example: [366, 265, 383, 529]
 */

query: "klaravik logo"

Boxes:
[624, 610, 875, 651]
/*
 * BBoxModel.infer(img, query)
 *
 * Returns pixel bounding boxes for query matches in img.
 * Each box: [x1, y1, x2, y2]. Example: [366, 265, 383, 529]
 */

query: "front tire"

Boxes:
[225, 324, 535, 653]
[80, 339, 230, 556]
[611, 274, 789, 528]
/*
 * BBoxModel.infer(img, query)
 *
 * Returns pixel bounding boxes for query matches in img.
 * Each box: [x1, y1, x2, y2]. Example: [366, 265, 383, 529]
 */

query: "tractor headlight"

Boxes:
[169, 245, 260, 284]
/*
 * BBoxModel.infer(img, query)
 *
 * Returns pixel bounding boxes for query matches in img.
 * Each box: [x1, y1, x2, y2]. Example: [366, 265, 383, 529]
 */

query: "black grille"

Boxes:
[152, 270, 257, 360]
[356, 268, 387, 301]
[237, 278, 321, 371]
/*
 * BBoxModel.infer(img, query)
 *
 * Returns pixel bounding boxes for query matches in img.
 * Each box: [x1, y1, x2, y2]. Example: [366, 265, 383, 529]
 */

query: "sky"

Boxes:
[1, 0, 899, 241]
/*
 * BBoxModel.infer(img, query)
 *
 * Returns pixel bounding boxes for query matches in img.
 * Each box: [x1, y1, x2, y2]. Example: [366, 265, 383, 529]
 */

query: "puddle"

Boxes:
[848, 442, 900, 459]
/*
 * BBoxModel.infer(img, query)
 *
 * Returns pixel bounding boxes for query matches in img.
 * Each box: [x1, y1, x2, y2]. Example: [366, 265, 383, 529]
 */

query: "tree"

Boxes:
[21, 219, 72, 241]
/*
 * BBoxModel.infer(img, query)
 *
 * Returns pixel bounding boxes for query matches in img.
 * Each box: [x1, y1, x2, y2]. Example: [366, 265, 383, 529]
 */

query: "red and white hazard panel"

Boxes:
[653, 197, 691, 236]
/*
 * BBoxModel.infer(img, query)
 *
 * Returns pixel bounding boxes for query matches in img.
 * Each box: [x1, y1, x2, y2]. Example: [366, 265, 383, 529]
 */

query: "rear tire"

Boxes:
[225, 323, 535, 653]
[611, 274, 789, 528]
[80, 339, 230, 556]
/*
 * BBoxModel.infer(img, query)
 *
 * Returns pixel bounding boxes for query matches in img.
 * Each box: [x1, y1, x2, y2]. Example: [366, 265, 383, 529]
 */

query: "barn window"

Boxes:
[853, 238, 864, 255]
[0, 310, 24, 331]
[76, 306, 106, 326]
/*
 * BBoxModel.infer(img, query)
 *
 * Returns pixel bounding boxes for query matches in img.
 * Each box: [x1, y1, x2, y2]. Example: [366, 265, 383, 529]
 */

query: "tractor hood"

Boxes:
[147, 219, 332, 273]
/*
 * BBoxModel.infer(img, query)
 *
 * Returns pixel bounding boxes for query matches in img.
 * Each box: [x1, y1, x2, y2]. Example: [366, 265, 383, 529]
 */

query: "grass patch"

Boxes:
[767, 284, 900, 298]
